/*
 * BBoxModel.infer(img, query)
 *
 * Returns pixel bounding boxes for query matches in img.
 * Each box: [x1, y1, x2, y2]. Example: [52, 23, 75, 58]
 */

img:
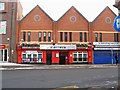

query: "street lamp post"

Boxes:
[111, 47, 114, 65]
[11, 50, 14, 62]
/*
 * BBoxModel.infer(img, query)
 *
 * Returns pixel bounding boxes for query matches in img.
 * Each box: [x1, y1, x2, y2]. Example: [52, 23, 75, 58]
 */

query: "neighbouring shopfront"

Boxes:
[93, 42, 120, 64]
[17, 44, 93, 64]
[0, 45, 8, 62]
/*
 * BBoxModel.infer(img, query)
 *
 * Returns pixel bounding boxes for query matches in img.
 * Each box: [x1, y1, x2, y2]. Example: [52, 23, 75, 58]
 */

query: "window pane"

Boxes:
[69, 32, 72, 42]
[64, 32, 67, 42]
[0, 21, 7, 34]
[44, 32, 46, 36]
[0, 3, 5, 10]
[78, 54, 82, 61]
[23, 32, 26, 41]
[114, 33, 119, 42]
[0, 50, 3, 61]
[48, 32, 51, 42]
[22, 54, 26, 59]
[95, 33, 98, 42]
[28, 54, 31, 59]
[48, 32, 51, 37]
[80, 32, 82, 42]
[73, 54, 77, 61]
[38, 53, 42, 62]
[84, 32, 87, 42]
[38, 32, 42, 42]
[43, 32, 46, 42]
[33, 54, 37, 58]
[60, 32, 63, 42]
[38, 32, 41, 37]
[38, 54, 42, 59]
[83, 53, 88, 61]
[28, 32, 31, 42]
[99, 33, 102, 42]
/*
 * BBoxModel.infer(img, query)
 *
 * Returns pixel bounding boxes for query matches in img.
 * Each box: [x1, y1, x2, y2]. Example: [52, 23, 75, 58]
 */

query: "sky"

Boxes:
[19, 0, 118, 22]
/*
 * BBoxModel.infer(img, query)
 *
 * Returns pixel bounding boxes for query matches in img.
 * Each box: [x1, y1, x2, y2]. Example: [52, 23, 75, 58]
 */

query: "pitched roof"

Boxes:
[20, 5, 53, 22]
[92, 6, 117, 23]
[57, 6, 88, 22]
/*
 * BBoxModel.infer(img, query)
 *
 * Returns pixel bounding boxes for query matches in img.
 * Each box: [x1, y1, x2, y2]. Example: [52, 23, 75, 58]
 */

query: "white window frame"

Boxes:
[0, 2, 5, 10]
[73, 52, 88, 62]
[0, 21, 7, 34]
[22, 52, 43, 63]
[0, 49, 8, 62]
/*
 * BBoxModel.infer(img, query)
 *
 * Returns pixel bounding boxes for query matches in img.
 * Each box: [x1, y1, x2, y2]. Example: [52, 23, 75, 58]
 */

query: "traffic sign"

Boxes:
[113, 16, 120, 32]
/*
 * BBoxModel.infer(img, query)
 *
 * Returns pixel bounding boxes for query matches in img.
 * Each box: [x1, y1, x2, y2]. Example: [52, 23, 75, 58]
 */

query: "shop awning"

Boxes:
[76, 44, 88, 49]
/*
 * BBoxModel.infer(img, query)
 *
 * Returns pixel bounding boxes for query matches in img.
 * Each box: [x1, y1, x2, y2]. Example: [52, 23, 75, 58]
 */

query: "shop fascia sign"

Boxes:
[0, 45, 6, 49]
[23, 51, 38, 54]
[40, 45, 76, 50]
[93, 42, 120, 47]
[22, 44, 40, 49]
[94, 48, 120, 50]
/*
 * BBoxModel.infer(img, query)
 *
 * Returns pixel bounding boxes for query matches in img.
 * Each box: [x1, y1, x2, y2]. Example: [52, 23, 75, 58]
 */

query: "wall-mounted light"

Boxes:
[7, 38, 10, 41]
[11, 50, 14, 54]
[51, 40, 53, 42]
[21, 39, 23, 42]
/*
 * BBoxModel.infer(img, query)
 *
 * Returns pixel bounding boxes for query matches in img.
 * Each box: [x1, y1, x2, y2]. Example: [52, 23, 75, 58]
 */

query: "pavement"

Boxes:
[0, 62, 118, 70]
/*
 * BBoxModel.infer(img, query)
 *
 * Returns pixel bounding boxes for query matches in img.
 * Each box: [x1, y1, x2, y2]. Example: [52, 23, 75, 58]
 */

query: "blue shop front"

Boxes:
[93, 42, 120, 64]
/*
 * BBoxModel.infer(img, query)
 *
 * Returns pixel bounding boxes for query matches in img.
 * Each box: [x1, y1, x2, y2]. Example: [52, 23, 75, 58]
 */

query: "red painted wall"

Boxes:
[17, 46, 22, 63]
[52, 51, 59, 63]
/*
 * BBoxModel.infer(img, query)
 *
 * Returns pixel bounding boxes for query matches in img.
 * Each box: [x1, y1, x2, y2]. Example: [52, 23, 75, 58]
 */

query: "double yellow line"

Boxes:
[54, 85, 79, 90]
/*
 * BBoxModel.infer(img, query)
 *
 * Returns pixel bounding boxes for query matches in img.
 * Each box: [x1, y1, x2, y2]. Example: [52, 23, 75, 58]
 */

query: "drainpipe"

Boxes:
[10, 2, 16, 62]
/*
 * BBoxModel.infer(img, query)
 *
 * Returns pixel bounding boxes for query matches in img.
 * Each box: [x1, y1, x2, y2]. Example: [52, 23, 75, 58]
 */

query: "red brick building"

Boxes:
[0, 0, 23, 62]
[17, 6, 92, 64]
[91, 7, 120, 64]
[17, 5, 120, 64]
[91, 7, 117, 42]
[55, 6, 92, 64]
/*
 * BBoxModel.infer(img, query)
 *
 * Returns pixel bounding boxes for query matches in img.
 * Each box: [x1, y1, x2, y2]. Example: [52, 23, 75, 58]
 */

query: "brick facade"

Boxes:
[18, 5, 53, 44]
[0, 0, 23, 62]
[56, 6, 89, 44]
[18, 6, 119, 46]
[91, 7, 119, 43]
[17, 5, 120, 64]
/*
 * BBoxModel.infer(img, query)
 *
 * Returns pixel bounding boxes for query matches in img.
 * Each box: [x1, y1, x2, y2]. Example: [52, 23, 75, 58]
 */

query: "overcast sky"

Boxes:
[19, 0, 118, 22]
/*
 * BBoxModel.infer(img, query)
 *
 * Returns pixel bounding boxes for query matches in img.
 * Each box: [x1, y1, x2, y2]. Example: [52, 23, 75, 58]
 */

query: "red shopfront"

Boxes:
[17, 44, 92, 64]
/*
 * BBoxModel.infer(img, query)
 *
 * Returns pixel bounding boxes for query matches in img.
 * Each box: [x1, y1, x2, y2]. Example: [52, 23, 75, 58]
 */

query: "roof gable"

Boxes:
[57, 6, 89, 30]
[92, 6, 116, 23]
[57, 6, 88, 22]
[19, 5, 53, 30]
[92, 6, 117, 31]
[20, 5, 53, 22]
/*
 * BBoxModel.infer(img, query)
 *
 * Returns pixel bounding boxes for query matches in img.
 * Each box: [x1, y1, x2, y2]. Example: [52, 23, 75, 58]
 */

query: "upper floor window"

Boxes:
[28, 32, 31, 42]
[23, 32, 26, 41]
[69, 32, 72, 42]
[80, 32, 82, 42]
[48, 32, 51, 42]
[43, 32, 46, 42]
[84, 32, 87, 42]
[0, 21, 7, 34]
[114, 33, 119, 42]
[99, 33, 102, 42]
[0, 2, 5, 10]
[64, 32, 68, 42]
[60, 32, 63, 42]
[95, 33, 98, 42]
[38, 32, 42, 42]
